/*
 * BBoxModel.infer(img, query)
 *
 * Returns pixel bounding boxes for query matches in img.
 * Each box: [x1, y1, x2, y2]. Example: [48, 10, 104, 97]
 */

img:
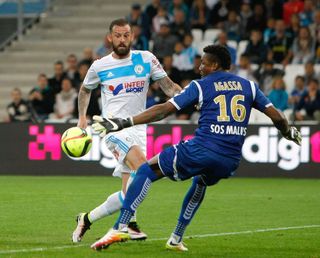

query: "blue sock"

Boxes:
[114, 162, 160, 229]
[173, 176, 207, 241]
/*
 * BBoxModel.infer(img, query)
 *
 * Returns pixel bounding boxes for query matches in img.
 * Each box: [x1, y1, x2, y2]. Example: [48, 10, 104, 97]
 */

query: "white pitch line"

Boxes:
[145, 224, 320, 242]
[0, 225, 319, 254]
[0, 244, 87, 255]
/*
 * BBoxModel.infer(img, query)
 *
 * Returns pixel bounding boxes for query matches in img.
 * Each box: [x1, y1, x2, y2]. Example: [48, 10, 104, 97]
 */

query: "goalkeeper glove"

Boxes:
[281, 126, 302, 146]
[91, 115, 134, 137]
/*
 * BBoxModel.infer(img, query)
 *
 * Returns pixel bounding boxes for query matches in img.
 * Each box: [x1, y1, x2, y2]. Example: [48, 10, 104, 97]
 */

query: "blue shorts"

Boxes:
[158, 140, 239, 186]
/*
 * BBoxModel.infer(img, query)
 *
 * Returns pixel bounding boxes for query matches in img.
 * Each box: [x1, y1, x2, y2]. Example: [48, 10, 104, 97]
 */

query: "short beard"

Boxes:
[113, 44, 131, 57]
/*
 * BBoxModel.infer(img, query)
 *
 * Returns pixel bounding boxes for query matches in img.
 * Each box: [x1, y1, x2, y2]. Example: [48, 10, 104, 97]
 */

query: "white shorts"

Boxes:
[105, 126, 146, 178]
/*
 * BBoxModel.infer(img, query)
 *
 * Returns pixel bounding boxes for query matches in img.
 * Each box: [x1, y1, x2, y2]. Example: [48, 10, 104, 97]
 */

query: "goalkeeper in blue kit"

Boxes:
[90, 45, 302, 251]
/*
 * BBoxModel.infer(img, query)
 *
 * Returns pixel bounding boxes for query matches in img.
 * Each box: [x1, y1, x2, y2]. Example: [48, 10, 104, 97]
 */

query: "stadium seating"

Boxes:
[191, 29, 203, 45]
[0, 0, 147, 119]
[283, 64, 305, 93]
[236, 40, 249, 64]
[283, 64, 320, 93]
[1, 1, 319, 123]
[203, 28, 221, 42]
[227, 40, 238, 50]
[249, 108, 273, 124]
[196, 40, 214, 55]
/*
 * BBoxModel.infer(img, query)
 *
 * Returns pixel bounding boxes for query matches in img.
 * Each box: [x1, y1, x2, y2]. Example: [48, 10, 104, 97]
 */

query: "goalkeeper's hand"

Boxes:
[91, 115, 133, 137]
[281, 126, 302, 146]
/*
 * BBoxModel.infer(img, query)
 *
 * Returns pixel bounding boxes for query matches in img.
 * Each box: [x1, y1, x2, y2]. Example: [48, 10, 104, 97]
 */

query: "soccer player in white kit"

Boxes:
[72, 18, 181, 242]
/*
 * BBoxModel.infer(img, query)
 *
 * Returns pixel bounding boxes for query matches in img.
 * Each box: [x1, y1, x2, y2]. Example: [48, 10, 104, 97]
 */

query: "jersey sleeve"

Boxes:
[83, 63, 101, 90]
[169, 81, 200, 110]
[148, 52, 167, 81]
[251, 81, 273, 112]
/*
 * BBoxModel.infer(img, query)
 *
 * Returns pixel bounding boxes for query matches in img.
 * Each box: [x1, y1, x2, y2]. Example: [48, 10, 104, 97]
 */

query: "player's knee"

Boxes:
[125, 147, 147, 170]
[193, 174, 220, 186]
[132, 154, 147, 168]
[199, 174, 221, 186]
[193, 176, 207, 187]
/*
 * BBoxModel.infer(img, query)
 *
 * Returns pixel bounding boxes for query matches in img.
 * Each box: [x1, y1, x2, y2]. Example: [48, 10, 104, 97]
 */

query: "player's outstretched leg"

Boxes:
[166, 176, 207, 252]
[72, 190, 124, 243]
[91, 163, 160, 250]
[72, 174, 147, 242]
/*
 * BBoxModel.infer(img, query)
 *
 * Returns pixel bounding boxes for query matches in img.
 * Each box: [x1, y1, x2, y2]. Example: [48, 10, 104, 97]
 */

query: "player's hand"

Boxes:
[92, 115, 134, 137]
[282, 126, 302, 146]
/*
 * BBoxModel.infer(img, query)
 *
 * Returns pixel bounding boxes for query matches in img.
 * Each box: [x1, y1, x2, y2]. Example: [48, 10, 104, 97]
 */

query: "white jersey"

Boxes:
[83, 50, 167, 131]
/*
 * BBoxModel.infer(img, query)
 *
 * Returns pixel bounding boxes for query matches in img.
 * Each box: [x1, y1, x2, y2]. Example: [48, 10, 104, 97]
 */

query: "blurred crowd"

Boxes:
[6, 0, 320, 123]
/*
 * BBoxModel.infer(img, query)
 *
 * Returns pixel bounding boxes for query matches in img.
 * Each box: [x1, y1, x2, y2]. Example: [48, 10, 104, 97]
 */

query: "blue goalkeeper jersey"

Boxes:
[169, 71, 272, 160]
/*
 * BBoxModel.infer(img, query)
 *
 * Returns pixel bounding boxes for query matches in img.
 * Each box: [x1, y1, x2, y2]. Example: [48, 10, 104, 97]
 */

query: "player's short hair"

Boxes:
[109, 18, 131, 32]
[203, 45, 231, 70]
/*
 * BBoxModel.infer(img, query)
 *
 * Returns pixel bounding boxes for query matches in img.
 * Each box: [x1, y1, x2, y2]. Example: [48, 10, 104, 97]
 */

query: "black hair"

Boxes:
[295, 75, 305, 81]
[184, 33, 193, 39]
[55, 60, 64, 66]
[305, 60, 315, 66]
[240, 53, 250, 60]
[12, 87, 22, 93]
[109, 18, 131, 32]
[78, 61, 90, 68]
[67, 53, 77, 59]
[38, 73, 47, 78]
[309, 78, 319, 85]
[203, 44, 231, 70]
[62, 77, 72, 82]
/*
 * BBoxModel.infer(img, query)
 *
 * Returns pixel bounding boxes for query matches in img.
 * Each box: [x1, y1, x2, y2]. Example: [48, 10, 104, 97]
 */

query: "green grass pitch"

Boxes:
[0, 176, 319, 258]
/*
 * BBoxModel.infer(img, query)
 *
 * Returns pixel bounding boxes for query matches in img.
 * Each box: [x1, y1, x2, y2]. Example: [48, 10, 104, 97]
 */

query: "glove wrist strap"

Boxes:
[124, 117, 134, 128]
[129, 117, 134, 126]
[281, 127, 291, 137]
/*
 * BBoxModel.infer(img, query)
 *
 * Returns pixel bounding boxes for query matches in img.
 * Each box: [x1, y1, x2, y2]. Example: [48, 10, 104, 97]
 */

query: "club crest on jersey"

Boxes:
[107, 72, 114, 78]
[134, 64, 144, 74]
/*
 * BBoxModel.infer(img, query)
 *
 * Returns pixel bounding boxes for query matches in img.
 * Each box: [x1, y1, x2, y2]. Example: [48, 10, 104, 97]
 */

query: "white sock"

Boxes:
[88, 191, 125, 223]
[170, 233, 182, 244]
[130, 211, 137, 223]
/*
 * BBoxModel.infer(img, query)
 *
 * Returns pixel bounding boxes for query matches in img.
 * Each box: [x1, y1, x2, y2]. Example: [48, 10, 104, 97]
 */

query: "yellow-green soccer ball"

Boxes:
[61, 127, 92, 157]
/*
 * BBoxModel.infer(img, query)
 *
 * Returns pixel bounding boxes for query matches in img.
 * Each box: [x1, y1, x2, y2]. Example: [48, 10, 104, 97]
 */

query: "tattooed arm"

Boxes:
[133, 101, 176, 125]
[77, 85, 92, 128]
[156, 76, 182, 97]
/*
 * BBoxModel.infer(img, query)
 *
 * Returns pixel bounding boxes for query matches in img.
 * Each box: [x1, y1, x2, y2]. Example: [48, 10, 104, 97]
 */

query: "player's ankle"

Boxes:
[118, 223, 128, 231]
[84, 213, 92, 226]
[170, 233, 183, 244]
